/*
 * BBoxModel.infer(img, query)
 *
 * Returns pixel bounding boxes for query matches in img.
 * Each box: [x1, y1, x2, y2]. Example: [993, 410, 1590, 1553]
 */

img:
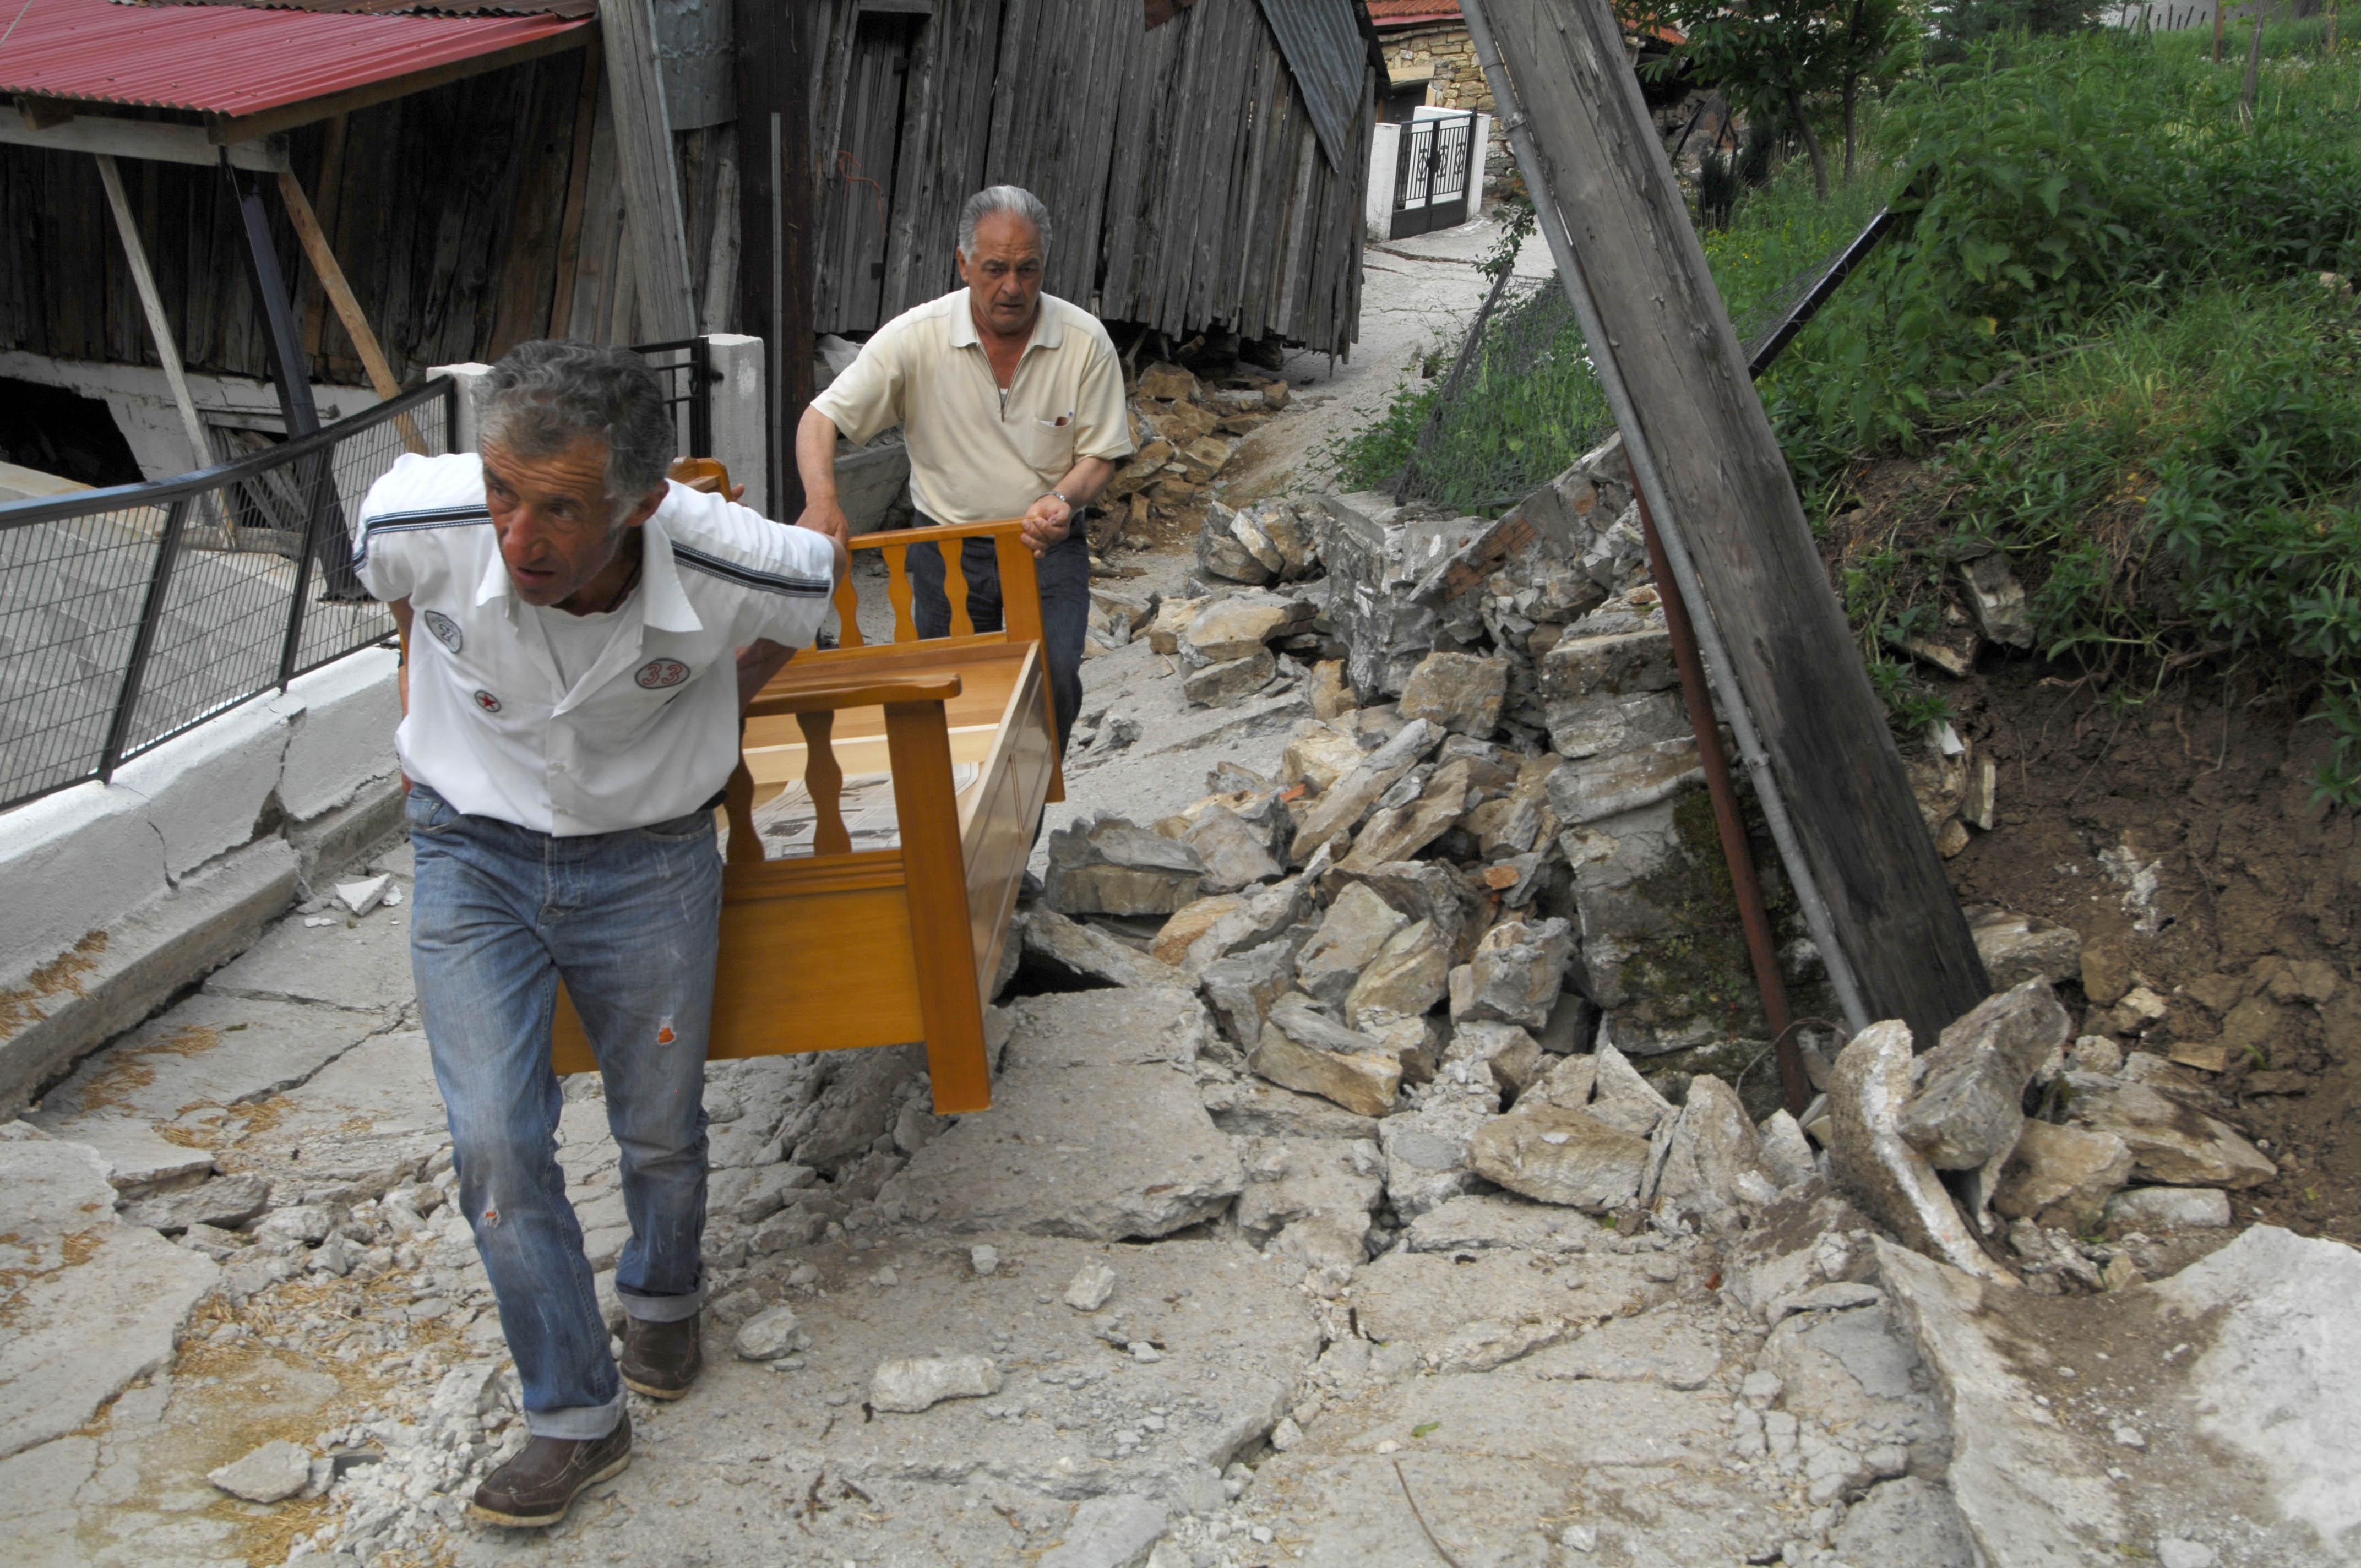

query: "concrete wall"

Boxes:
[0, 351, 382, 484]
[0, 648, 404, 1118]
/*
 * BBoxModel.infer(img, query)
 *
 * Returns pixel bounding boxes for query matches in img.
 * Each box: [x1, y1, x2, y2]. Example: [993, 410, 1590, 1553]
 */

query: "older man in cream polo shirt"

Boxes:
[795, 185, 1133, 752]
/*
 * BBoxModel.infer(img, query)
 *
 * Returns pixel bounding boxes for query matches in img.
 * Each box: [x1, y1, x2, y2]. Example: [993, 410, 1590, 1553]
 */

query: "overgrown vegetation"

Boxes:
[1334, 21, 2361, 797]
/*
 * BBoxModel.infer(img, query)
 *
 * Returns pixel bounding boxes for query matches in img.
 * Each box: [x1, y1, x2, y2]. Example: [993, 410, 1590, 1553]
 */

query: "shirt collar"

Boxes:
[948, 287, 1063, 353]
[470, 505, 701, 634]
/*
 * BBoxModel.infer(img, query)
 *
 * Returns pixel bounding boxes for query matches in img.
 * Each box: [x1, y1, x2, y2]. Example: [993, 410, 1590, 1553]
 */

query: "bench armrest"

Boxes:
[743, 674, 962, 721]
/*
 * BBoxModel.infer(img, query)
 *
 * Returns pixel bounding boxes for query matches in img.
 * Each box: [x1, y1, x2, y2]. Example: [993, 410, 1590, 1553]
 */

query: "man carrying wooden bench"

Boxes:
[793, 184, 1134, 753]
[351, 341, 847, 1527]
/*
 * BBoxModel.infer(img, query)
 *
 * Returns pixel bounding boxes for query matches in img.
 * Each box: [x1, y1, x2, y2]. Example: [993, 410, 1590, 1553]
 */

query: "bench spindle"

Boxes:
[944, 542, 973, 637]
[883, 543, 917, 643]
[797, 710, 852, 856]
[831, 573, 866, 649]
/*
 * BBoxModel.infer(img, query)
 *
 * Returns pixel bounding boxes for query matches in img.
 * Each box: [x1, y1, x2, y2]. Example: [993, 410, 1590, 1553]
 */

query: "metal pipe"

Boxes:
[1461, 0, 1873, 1034]
[1633, 480, 1811, 1115]
[99, 498, 193, 782]
[1745, 205, 1897, 379]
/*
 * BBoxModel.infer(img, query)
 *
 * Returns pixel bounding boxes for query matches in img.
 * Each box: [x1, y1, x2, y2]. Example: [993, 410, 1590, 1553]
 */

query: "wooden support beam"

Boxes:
[276, 167, 426, 455]
[92, 154, 215, 478]
[598, 0, 697, 341]
[1465, 0, 1988, 1048]
[0, 115, 284, 171]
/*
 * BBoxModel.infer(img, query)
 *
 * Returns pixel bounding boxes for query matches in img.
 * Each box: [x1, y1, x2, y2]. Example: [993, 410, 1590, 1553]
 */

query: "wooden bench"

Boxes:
[548, 516, 1062, 1113]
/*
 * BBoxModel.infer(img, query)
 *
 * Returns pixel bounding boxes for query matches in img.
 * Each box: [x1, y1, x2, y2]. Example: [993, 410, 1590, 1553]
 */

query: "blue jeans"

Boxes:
[405, 784, 721, 1439]
[906, 525, 1089, 754]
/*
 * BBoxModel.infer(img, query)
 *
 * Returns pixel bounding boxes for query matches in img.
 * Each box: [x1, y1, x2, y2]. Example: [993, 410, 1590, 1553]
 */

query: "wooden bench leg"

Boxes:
[883, 696, 992, 1114]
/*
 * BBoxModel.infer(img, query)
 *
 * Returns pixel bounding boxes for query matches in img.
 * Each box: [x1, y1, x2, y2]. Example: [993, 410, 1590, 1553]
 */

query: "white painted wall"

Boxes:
[0, 647, 402, 987]
[0, 351, 382, 484]
[1367, 121, 1403, 243]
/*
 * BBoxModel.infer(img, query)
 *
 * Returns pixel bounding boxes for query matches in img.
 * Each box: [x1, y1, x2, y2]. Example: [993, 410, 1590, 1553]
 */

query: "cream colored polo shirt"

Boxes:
[813, 288, 1133, 526]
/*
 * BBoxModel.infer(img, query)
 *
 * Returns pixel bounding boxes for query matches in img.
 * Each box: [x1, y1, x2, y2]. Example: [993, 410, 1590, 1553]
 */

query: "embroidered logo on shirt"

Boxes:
[635, 658, 692, 690]
[472, 689, 503, 714]
[422, 609, 463, 653]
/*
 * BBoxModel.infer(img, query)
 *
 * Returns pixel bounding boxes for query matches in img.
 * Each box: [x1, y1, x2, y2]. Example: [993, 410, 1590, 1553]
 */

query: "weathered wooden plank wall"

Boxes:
[0, 51, 594, 388]
[802, 0, 1368, 356]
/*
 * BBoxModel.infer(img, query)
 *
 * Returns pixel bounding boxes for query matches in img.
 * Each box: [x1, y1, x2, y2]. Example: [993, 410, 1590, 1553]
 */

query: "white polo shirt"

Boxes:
[352, 452, 837, 836]
[810, 287, 1134, 526]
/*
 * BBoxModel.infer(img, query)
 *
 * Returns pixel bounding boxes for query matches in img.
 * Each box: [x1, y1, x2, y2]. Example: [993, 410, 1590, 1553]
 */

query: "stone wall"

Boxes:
[1382, 23, 1513, 192]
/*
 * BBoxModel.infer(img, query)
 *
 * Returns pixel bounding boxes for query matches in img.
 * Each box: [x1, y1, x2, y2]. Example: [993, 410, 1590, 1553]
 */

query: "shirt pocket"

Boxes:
[1014, 409, 1079, 477]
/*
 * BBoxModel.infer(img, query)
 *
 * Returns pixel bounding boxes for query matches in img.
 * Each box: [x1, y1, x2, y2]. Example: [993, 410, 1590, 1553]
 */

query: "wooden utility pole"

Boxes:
[1464, 0, 1989, 1048]
[732, 0, 814, 520]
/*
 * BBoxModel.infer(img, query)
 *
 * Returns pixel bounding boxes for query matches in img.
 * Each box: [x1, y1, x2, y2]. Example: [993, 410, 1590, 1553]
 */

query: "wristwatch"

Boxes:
[1045, 489, 1074, 511]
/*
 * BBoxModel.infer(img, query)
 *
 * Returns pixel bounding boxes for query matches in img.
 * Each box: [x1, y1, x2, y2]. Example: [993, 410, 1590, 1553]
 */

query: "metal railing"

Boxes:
[632, 337, 716, 462]
[0, 377, 457, 812]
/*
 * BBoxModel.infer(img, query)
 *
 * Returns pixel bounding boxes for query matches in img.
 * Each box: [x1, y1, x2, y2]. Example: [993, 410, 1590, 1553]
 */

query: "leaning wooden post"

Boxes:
[93, 155, 215, 480]
[1465, 0, 1989, 1047]
[276, 169, 424, 455]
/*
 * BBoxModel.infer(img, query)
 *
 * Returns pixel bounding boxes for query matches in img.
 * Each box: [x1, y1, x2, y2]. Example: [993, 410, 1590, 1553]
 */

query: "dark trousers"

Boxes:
[906, 528, 1089, 755]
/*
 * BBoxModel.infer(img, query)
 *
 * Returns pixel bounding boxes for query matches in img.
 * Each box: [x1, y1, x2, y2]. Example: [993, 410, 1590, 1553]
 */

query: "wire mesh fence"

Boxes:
[0, 378, 455, 811]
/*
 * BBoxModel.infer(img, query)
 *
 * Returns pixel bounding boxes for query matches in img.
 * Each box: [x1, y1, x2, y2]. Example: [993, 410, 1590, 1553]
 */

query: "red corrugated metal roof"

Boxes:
[0, 0, 587, 116]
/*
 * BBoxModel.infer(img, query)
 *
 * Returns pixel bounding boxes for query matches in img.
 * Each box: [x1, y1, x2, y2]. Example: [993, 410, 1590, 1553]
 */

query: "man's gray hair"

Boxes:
[958, 185, 1051, 258]
[476, 340, 674, 526]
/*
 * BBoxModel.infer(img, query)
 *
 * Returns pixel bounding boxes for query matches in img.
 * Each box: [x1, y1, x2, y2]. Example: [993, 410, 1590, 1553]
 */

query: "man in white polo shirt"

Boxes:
[794, 184, 1132, 752]
[352, 341, 844, 1527]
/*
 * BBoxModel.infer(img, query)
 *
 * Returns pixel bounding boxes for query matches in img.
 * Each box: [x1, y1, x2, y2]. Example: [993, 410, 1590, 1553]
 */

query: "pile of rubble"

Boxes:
[1100, 361, 1292, 546]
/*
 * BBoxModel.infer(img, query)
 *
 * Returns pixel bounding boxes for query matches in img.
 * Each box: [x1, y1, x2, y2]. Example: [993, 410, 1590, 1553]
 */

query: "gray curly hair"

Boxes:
[958, 185, 1052, 259]
[476, 340, 674, 527]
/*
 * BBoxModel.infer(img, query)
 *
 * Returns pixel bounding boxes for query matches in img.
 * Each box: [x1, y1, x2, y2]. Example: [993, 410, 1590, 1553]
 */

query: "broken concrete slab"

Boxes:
[1200, 1076, 1380, 1142]
[208, 1438, 314, 1503]
[1232, 1137, 1381, 1272]
[1881, 1226, 2361, 1568]
[878, 989, 1243, 1239]
[1041, 1492, 1169, 1568]
[0, 1129, 219, 1460]
[1527, 1310, 1724, 1390]
[1375, 1082, 1496, 1220]
[202, 900, 415, 1014]
[1826, 1021, 2014, 1283]
[31, 992, 395, 1129]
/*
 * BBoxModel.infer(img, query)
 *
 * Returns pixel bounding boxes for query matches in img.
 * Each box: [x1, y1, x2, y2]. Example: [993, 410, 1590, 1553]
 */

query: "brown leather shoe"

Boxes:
[619, 1312, 701, 1400]
[467, 1412, 631, 1527]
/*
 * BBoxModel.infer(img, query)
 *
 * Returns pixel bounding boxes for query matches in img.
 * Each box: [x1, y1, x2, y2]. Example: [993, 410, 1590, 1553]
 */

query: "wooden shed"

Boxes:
[0, 0, 1378, 500]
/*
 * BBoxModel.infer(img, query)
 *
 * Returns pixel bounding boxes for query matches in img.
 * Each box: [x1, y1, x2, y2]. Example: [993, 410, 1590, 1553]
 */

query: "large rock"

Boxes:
[1897, 981, 2071, 1172]
[2068, 1079, 2276, 1189]
[1181, 878, 1308, 972]
[1341, 919, 1450, 1033]
[1396, 652, 1508, 737]
[1152, 894, 1241, 966]
[1181, 805, 1282, 894]
[1447, 917, 1573, 1028]
[1200, 935, 1302, 1049]
[1291, 720, 1438, 862]
[1469, 1103, 1652, 1211]
[1178, 592, 1309, 665]
[1198, 502, 1280, 584]
[1315, 494, 1482, 699]
[1182, 649, 1276, 709]
[1045, 815, 1204, 917]
[1991, 1119, 2134, 1230]
[1280, 720, 1367, 795]
[1249, 997, 1404, 1118]
[870, 1354, 1001, 1414]
[1439, 1019, 1543, 1101]
[1326, 860, 1471, 960]
[1293, 883, 1407, 1005]
[2103, 1184, 2231, 1229]
[1587, 1041, 1674, 1136]
[1020, 908, 1183, 990]
[1332, 763, 1470, 874]
[1647, 1073, 1770, 1222]
[1968, 907, 2082, 991]
[1825, 1022, 2012, 1282]
[877, 989, 1243, 1239]
[1544, 740, 1705, 827]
